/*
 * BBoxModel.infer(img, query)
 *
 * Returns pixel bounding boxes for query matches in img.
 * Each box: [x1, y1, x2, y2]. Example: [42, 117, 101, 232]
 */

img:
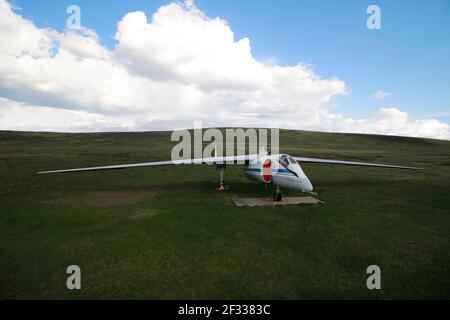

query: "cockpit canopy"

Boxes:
[279, 154, 297, 168]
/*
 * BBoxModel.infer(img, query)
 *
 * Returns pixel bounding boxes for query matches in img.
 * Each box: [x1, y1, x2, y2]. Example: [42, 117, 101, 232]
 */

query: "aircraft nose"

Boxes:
[301, 178, 313, 192]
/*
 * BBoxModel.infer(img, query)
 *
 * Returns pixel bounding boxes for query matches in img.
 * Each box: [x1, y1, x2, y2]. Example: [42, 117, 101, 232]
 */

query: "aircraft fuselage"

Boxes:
[244, 154, 313, 192]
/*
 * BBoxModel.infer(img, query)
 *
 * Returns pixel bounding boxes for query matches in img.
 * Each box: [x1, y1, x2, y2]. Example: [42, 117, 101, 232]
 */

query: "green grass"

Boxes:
[0, 129, 449, 299]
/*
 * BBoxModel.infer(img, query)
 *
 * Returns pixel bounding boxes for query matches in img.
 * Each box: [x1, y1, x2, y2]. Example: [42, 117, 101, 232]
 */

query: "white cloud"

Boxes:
[0, 0, 448, 140]
[0, 97, 128, 132]
[334, 108, 450, 140]
[372, 90, 391, 100]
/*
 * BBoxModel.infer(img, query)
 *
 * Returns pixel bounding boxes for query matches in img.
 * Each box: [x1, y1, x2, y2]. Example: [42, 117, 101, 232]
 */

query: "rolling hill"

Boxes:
[0, 129, 449, 299]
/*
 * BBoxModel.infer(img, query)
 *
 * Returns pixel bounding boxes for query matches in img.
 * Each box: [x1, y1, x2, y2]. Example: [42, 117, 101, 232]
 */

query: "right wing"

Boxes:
[37, 154, 259, 174]
[294, 157, 420, 170]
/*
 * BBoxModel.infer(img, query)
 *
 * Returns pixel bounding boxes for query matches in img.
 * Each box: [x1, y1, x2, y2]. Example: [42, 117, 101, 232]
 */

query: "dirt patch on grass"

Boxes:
[46, 188, 160, 207]
[129, 208, 161, 219]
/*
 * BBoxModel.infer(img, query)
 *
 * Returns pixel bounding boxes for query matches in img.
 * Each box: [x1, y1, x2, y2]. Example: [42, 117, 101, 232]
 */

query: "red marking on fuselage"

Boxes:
[263, 159, 272, 183]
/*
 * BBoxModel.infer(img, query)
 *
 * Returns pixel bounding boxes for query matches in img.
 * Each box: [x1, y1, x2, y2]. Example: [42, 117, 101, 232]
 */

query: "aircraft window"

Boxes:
[288, 156, 296, 164]
[280, 155, 289, 167]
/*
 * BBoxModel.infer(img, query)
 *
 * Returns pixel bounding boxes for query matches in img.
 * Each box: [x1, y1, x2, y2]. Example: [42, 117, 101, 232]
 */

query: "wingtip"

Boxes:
[37, 170, 55, 174]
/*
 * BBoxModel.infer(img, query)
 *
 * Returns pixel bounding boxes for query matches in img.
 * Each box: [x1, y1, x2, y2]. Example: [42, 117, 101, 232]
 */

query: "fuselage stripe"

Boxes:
[244, 168, 295, 176]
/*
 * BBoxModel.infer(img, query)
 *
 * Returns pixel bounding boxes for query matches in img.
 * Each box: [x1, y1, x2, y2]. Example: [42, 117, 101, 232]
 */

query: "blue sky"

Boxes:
[1, 0, 449, 138]
[12, 0, 450, 124]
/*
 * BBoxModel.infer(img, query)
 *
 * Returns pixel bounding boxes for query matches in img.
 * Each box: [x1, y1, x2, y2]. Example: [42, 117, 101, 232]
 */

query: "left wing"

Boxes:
[294, 157, 420, 170]
[37, 154, 259, 174]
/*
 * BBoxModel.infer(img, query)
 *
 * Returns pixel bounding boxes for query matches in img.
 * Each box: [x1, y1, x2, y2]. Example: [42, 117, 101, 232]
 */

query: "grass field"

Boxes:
[0, 129, 449, 299]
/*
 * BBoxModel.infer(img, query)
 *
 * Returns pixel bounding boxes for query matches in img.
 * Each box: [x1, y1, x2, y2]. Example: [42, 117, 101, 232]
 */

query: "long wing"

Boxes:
[294, 157, 420, 170]
[37, 154, 259, 174]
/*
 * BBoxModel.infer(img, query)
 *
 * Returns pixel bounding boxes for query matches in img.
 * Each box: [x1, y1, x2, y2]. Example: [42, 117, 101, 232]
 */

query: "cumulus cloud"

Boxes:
[372, 90, 391, 100]
[0, 97, 128, 132]
[0, 0, 448, 140]
[334, 108, 450, 140]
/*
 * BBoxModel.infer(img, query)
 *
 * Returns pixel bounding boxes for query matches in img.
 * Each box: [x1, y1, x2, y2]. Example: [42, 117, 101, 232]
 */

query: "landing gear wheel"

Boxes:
[216, 163, 227, 191]
[274, 192, 282, 202]
[274, 186, 283, 202]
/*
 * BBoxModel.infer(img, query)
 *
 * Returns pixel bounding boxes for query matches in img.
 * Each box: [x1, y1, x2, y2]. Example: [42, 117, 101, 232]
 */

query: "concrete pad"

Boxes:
[232, 196, 323, 207]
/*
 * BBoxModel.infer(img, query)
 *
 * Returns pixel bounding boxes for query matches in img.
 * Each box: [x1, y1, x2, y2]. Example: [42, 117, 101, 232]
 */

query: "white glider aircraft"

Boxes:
[39, 151, 419, 201]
